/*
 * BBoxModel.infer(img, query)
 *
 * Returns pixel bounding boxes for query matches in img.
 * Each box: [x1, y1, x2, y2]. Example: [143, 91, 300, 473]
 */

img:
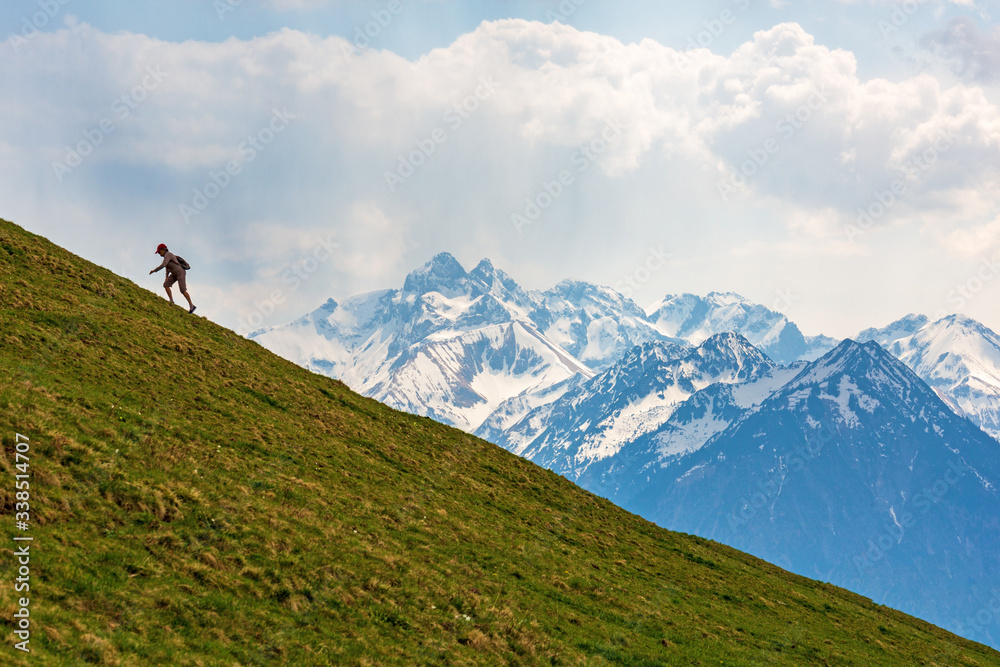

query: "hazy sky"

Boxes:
[3, 0, 999, 338]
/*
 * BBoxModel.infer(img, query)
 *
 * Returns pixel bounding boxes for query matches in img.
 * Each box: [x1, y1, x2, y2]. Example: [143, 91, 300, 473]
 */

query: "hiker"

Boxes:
[150, 243, 196, 314]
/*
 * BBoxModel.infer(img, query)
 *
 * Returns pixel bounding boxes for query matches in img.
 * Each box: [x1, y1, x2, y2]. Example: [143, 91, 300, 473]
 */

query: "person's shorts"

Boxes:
[164, 270, 187, 292]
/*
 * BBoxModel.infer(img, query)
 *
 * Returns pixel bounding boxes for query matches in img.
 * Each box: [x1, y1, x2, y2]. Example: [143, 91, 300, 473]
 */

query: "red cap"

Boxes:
[156, 243, 168, 253]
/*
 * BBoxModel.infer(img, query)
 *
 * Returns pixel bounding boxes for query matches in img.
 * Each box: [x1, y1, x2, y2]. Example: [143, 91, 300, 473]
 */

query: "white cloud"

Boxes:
[2, 18, 1000, 336]
[920, 17, 1000, 83]
[337, 202, 411, 277]
[945, 216, 1000, 256]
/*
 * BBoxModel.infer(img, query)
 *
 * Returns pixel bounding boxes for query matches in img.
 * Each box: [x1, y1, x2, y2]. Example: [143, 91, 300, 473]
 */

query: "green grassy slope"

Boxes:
[0, 218, 997, 666]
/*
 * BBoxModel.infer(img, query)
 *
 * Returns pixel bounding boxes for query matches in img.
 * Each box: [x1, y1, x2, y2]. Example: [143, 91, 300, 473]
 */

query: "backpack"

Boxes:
[176, 256, 191, 271]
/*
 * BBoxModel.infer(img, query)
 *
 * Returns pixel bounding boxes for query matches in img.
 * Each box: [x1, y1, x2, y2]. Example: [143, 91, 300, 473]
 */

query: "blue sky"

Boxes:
[3, 0, 999, 338]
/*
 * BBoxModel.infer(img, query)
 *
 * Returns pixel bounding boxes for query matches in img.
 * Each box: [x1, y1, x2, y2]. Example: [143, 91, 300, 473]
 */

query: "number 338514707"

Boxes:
[14, 434, 30, 520]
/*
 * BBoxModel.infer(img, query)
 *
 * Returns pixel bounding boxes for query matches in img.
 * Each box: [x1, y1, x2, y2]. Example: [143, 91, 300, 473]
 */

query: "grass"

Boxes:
[0, 217, 998, 665]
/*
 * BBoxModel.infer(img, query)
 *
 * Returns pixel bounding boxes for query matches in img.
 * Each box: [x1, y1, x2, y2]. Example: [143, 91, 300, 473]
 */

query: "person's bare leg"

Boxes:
[182, 290, 195, 310]
[164, 286, 175, 303]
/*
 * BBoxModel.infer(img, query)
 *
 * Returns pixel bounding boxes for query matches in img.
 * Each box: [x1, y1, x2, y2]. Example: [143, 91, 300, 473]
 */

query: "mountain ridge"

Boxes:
[491, 333, 777, 480]
[858, 314, 1000, 441]
[252, 254, 842, 435]
[623, 338, 1000, 648]
[7, 220, 1000, 662]
[488, 333, 1000, 647]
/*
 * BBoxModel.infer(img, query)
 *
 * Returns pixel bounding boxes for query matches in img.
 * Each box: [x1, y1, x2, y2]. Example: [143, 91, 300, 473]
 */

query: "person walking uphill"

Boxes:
[150, 243, 196, 314]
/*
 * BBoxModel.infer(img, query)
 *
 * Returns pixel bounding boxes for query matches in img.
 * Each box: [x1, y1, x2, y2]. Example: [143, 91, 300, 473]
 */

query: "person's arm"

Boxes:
[150, 256, 168, 274]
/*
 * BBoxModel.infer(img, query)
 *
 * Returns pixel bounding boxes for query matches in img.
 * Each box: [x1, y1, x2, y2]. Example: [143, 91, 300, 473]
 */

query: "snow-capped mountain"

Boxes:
[251, 252, 1000, 649]
[858, 314, 1000, 442]
[252, 254, 594, 431]
[648, 292, 837, 365]
[366, 321, 594, 431]
[254, 253, 1000, 454]
[886, 315, 1000, 442]
[854, 313, 930, 346]
[575, 360, 805, 501]
[491, 334, 774, 478]
[253, 254, 834, 432]
[622, 339, 1000, 649]
[536, 280, 679, 372]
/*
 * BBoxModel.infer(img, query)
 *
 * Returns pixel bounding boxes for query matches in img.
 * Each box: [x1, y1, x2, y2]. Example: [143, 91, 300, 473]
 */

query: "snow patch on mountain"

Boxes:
[730, 365, 803, 408]
[649, 364, 803, 465]
[474, 375, 584, 446]
[369, 321, 591, 432]
[654, 399, 732, 460]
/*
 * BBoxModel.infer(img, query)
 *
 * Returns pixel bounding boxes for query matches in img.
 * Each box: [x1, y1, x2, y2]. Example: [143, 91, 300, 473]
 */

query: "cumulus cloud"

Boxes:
[921, 17, 1000, 83]
[2, 18, 999, 334]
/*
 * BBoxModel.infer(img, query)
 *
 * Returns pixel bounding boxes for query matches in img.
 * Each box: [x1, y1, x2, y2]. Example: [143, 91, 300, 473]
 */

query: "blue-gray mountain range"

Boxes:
[251, 253, 1000, 648]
